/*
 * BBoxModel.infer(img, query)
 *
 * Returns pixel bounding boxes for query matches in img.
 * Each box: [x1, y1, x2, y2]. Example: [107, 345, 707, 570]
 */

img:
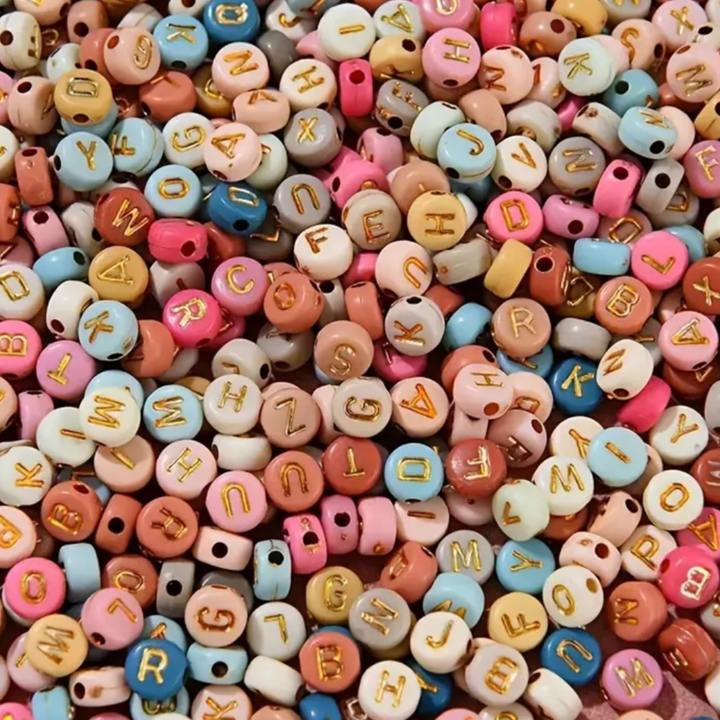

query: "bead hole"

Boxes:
[107, 35, 120, 49]
[550, 18, 565, 32]
[212, 662, 228, 677]
[22, 148, 37, 156]
[108, 517, 125, 534]
[349, 69, 365, 84]
[625, 498, 639, 513]
[568, 220, 583, 235]
[484, 402, 499, 416]
[406, 296, 421, 305]
[334, 512, 351, 527]
[181, 241, 196, 257]
[260, 363, 270, 379]
[73, 113, 89, 124]
[212, 542, 228, 558]
[699, 24, 713, 34]
[0, 31, 13, 45]
[483, 349, 495, 363]
[233, 219, 249, 233]
[166, 580, 183, 596]
[303, 531, 319, 546]
[34, 210, 49, 224]
[74, 683, 86, 699]
[73, 251, 86, 265]
[446, 167, 459, 179]
[535, 257, 554, 273]
[655, 173, 671, 189]
[613, 388, 629, 398]
[91, 632, 105, 646]
[73, 482, 90, 494]
[268, 550, 285, 565]
[50, 319, 64, 334]
[594, 543, 609, 559]
[320, 281, 335, 293]
[613, 166, 629, 181]
[649, 140, 665, 155]
[531, 419, 543, 433]
[402, 39, 416, 52]
[74, 22, 89, 37]
[498, 175, 512, 189]
[387, 116, 403, 131]
[614, 80, 629, 95]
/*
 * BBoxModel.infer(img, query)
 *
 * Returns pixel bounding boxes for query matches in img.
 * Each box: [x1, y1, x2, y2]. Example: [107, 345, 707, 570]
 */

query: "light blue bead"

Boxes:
[143, 385, 203, 442]
[126, 639, 187, 701]
[549, 357, 602, 415]
[130, 688, 190, 720]
[587, 426, 647, 486]
[497, 345, 554, 378]
[314, 362, 339, 385]
[437, 123, 496, 183]
[154, 16, 209, 72]
[443, 303, 492, 351]
[81, 476, 111, 505]
[496, 539, 556, 594]
[110, 118, 164, 176]
[540, 628, 602, 686]
[67, 603, 108, 663]
[78, 300, 139, 361]
[450, 175, 492, 206]
[666, 225, 707, 262]
[31, 685, 72, 720]
[61, 101, 119, 139]
[33, 247, 89, 291]
[202, 0, 261, 44]
[253, 539, 292, 600]
[299, 694, 342, 720]
[407, 661, 452, 716]
[206, 181, 267, 236]
[53, 132, 113, 191]
[602, 69, 659, 117]
[86, 370, 145, 409]
[57, 542, 100, 603]
[287, 0, 340, 16]
[422, 573, 484, 628]
[384, 443, 443, 502]
[142, 615, 188, 652]
[619, 106, 677, 159]
[187, 642, 248, 684]
[573, 238, 631, 276]
[145, 164, 202, 218]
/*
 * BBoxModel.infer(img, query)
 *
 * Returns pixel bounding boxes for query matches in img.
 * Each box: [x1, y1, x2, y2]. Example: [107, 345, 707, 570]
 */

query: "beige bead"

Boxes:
[306, 566, 364, 625]
[406, 192, 466, 251]
[26, 614, 88, 677]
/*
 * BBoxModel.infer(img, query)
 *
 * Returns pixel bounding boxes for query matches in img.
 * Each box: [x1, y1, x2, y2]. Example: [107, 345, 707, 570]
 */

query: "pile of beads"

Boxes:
[6, 0, 720, 716]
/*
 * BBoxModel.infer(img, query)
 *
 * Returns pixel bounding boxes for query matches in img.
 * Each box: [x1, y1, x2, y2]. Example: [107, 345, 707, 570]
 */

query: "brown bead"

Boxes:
[691, 448, 720, 504]
[492, 298, 552, 358]
[663, 360, 720, 400]
[529, 244, 570, 307]
[207, 222, 247, 262]
[94, 493, 142, 554]
[80, 28, 116, 84]
[25, 507, 57, 559]
[658, 618, 720, 681]
[0, 184, 22, 242]
[683, 257, 720, 314]
[94, 187, 155, 247]
[136, 496, 198, 559]
[102, 554, 158, 608]
[378, 541, 438, 603]
[264, 274, 324, 333]
[113, 85, 140, 119]
[298, 631, 361, 692]
[67, 0, 109, 44]
[440, 346, 498, 393]
[15, 148, 53, 207]
[519, 11, 577, 57]
[40, 480, 103, 542]
[193, 63, 233, 119]
[389, 161, 450, 214]
[594, 276, 653, 334]
[264, 451, 324, 512]
[139, 71, 197, 123]
[555, 267, 600, 319]
[41, 23, 70, 59]
[424, 284, 464, 318]
[607, 581, 668, 642]
[540, 508, 588, 541]
[322, 436, 382, 495]
[265, 262, 299, 284]
[445, 439, 507, 498]
[458, 89, 507, 142]
[120, 319, 176, 378]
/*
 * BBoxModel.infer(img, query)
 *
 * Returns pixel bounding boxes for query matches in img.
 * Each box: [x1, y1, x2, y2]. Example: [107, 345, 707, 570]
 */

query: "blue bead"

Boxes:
[618, 106, 677, 160]
[129, 688, 190, 720]
[666, 225, 707, 262]
[57, 542, 100, 603]
[33, 247, 89, 292]
[422, 573, 485, 628]
[437, 123, 496, 183]
[443, 303, 492, 351]
[540, 628, 602, 687]
[202, 0, 261, 45]
[407, 661, 452, 716]
[299, 694, 342, 720]
[142, 385, 203, 442]
[573, 238, 631, 276]
[384, 443, 444, 502]
[78, 300, 139, 361]
[496, 539, 556, 594]
[145, 164, 203, 218]
[586, 426, 647, 487]
[142, 615, 188, 652]
[53, 132, 113, 191]
[81, 476, 111, 505]
[86, 370, 145, 409]
[549, 357, 602, 415]
[602, 69, 659, 117]
[253, 539, 292, 601]
[314, 362, 339, 385]
[286, 0, 340, 16]
[186, 642, 248, 684]
[110, 118, 164, 177]
[154, 16, 208, 71]
[31, 685, 73, 720]
[206, 181, 267, 236]
[125, 639, 187, 701]
[61, 101, 119, 139]
[199, 172, 221, 221]
[450, 175, 492, 206]
[497, 345, 554, 378]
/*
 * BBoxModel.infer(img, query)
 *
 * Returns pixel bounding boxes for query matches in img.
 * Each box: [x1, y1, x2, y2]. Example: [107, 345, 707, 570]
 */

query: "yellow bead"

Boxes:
[551, 0, 608, 36]
[695, 91, 720, 140]
[555, 267, 600, 319]
[486, 591, 548, 652]
[407, 191, 467, 251]
[305, 566, 364, 625]
[26, 614, 89, 677]
[483, 239, 533, 299]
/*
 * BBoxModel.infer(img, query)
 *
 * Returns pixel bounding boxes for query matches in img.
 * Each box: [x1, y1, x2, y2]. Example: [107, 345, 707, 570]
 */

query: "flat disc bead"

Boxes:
[532, 456, 594, 514]
[649, 405, 709, 466]
[659, 311, 718, 371]
[491, 299, 551, 359]
[630, 230, 689, 290]
[601, 650, 662, 710]
[453, 363, 513, 420]
[558, 38, 615, 95]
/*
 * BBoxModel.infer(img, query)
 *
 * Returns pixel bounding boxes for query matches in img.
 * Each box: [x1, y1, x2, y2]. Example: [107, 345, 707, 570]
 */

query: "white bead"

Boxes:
[0, 655, 8, 701]
[448, 406, 489, 447]
[212, 434, 271, 471]
[45, 44, 81, 84]
[642, 469, 704, 531]
[478, 704, 533, 720]
[294, 224, 353, 282]
[257, 322, 314, 373]
[246, 602, 307, 661]
[117, 2, 164, 28]
[373, 0, 425, 41]
[506, 100, 561, 154]
[549, 416, 603, 459]
[410, 102, 465, 161]
[636, 158, 685, 214]
[492, 480, 550, 541]
[149, 261, 205, 307]
[456, 193, 478, 230]
[435, 529, 494, 584]
[509, 373, 553, 423]
[167, 0, 210, 16]
[162, 113, 214, 169]
[491, 136, 547, 192]
[0, 446, 53, 506]
[558, 38, 615, 96]
[247, 134, 288, 192]
[279, 59, 336, 112]
[265, 0, 316, 41]
[46, 281, 99, 340]
[0, 12, 41, 71]
[332, 377, 392, 438]
[705, 380, 720, 434]
[384, 295, 445, 357]
[203, 374, 263, 435]
[358, 661, 421, 720]
[395, 497, 449, 546]
[312, 384, 342, 445]
[318, 279, 348, 327]
[700, 594, 720, 639]
[211, 339, 272, 388]
[596, 338, 653, 399]
[444, 489, 493, 526]
[706, 661, 720, 712]
[318, 5, 376, 61]
[542, 566, 604, 628]
[572, 102, 623, 157]
[61, 201, 105, 259]
[465, 642, 529, 705]
[0, 264, 44, 321]
[0, 127, 19, 181]
[620, 524, 677, 581]
[36, 407, 96, 468]
[79, 387, 140, 448]
[552, 318, 611, 361]
[243, 656, 304, 706]
[531, 457, 594, 515]
[433, 237, 493, 286]
[410, 612, 472, 674]
[523, 668, 582, 720]
[158, 347, 200, 383]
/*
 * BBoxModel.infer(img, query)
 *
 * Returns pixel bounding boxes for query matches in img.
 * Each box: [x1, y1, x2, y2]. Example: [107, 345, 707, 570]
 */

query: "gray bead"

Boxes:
[375, 79, 429, 137]
[348, 588, 411, 650]
[548, 137, 606, 196]
[435, 530, 495, 584]
[257, 31, 298, 83]
[244, 214, 295, 262]
[284, 108, 342, 169]
[157, 559, 195, 618]
[273, 173, 332, 233]
[201, 570, 255, 612]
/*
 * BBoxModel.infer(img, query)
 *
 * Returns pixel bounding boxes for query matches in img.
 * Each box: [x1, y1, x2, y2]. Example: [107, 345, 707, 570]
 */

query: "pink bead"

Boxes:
[18, 390, 53, 442]
[7, 633, 54, 692]
[296, 31, 338, 72]
[357, 496, 397, 555]
[204, 123, 262, 182]
[35, 340, 98, 401]
[5, 557, 65, 622]
[148, 219, 208, 264]
[667, 43, 720, 103]
[630, 230, 689, 290]
[339, 60, 374, 117]
[22, 206, 68, 255]
[657, 546, 720, 608]
[615, 376, 671, 433]
[676, 507, 720, 561]
[422, 29, 480, 88]
[556, 94, 586, 133]
[684, 140, 720, 198]
[480, 2, 517, 50]
[593, 160, 642, 218]
[0, 73, 14, 126]
[601, 650, 663, 710]
[417, 0, 475, 32]
[205, 471, 268, 533]
[658, 310, 718, 371]
[341, 253, 378, 288]
[0, 237, 34, 267]
[211, 43, 269, 98]
[320, 495, 359, 555]
[453, 362, 513, 419]
[0, 321, 42, 379]
[206, 310, 246, 350]
[372, 341, 428, 382]
[542, 195, 599, 240]
[163, 289, 223, 348]
[322, 160, 390, 209]
[437, 712, 479, 720]
[81, 588, 144, 650]
[283, 514, 328, 574]
[652, 0, 707, 50]
[484, 190, 543, 245]
[357, 129, 404, 175]
[156, 440, 217, 500]
[91, 714, 131, 720]
[211, 257, 269, 316]
[0, 704, 33, 720]
[0, 507, 35, 569]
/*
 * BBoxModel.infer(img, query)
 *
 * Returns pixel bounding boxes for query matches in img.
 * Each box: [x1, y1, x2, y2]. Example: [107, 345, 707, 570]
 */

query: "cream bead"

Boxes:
[572, 102, 623, 156]
[211, 339, 272, 388]
[45, 44, 81, 84]
[0, 445, 53, 506]
[620, 524, 677, 581]
[159, 347, 199, 383]
[523, 668, 582, 720]
[642, 469, 704, 531]
[265, 0, 316, 41]
[318, 5, 376, 61]
[549, 416, 602, 459]
[552, 318, 611, 361]
[117, 2, 164, 27]
[332, 377, 392, 438]
[444, 489, 494, 527]
[202, 374, 263, 435]
[384, 295, 445, 357]
[395, 497, 449, 546]
[279, 59, 337, 112]
[0, 12, 41, 71]
[358, 661, 421, 720]
[466, 642, 529, 705]
[409, 612, 472, 674]
[243, 656, 304, 706]
[36, 407, 96, 468]
[150, 262, 205, 307]
[596, 339, 653, 399]
[294, 224, 354, 281]
[246, 602, 306, 661]
[706, 661, 720, 713]
[478, 705, 533, 720]
[79, 386, 140, 448]
[707, 380, 720, 433]
[257, 323, 314, 373]
[433, 237, 493, 286]
[0, 264, 45, 321]
[542, 566, 604, 628]
[700, 594, 720, 640]
[491, 136, 547, 192]
[409, 102, 466, 161]
[492, 480, 550, 541]
[649, 405, 709, 465]
[318, 279, 348, 327]
[162, 113, 214, 169]
[0, 127, 20, 181]
[247, 134, 288, 192]
[211, 434, 272, 471]
[531, 457, 594, 515]
[506, 101, 561, 154]
[435, 529, 494, 584]
[46, 281, 99, 340]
